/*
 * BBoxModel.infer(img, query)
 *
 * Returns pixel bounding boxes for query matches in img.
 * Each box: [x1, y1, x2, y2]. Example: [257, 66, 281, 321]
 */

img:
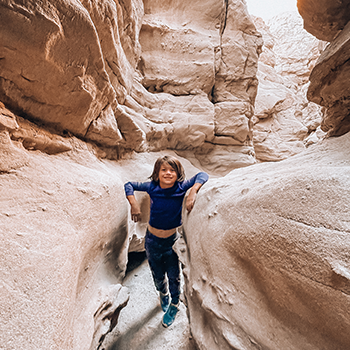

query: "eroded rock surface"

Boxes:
[0, 135, 129, 350]
[297, 0, 350, 41]
[0, 0, 263, 175]
[183, 133, 350, 350]
[252, 12, 325, 161]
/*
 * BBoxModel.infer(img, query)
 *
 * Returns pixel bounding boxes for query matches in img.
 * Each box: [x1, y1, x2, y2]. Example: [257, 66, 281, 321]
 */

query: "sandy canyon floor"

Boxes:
[103, 250, 196, 350]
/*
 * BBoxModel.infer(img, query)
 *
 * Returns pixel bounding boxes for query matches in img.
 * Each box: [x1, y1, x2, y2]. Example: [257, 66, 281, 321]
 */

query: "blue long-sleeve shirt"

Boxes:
[124, 172, 209, 230]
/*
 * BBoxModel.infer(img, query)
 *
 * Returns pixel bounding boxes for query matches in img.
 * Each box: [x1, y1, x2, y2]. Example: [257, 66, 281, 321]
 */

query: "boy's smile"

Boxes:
[159, 163, 177, 188]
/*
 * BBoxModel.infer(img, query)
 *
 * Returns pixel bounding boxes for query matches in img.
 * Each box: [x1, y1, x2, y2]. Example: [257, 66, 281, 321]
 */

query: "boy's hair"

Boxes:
[150, 155, 185, 182]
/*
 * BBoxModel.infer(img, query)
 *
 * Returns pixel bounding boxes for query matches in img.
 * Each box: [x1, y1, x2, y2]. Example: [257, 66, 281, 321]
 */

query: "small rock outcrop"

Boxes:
[298, 0, 350, 136]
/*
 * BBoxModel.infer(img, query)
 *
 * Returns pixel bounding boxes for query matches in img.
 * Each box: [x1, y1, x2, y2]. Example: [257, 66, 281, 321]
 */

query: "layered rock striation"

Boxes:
[0, 0, 263, 175]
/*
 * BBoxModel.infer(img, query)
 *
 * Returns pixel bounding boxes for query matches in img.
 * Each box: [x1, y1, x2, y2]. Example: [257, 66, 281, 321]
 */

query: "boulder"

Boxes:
[183, 131, 350, 350]
[307, 21, 350, 136]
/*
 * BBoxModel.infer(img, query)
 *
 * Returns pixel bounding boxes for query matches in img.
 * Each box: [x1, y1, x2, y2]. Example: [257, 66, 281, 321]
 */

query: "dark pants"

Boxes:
[144, 229, 180, 305]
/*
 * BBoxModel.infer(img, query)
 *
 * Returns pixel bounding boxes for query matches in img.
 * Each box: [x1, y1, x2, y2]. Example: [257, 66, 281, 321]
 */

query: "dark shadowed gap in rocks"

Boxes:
[125, 251, 147, 274]
[102, 241, 197, 350]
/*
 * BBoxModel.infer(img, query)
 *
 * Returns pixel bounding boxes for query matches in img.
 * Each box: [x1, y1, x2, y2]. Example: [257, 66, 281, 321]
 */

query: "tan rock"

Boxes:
[89, 284, 129, 350]
[0, 0, 116, 137]
[297, 0, 350, 41]
[307, 21, 350, 136]
[0, 102, 18, 131]
[0, 0, 263, 170]
[179, 142, 256, 176]
[213, 3, 262, 104]
[80, 0, 143, 103]
[268, 11, 320, 84]
[0, 138, 130, 350]
[252, 13, 324, 161]
[0, 130, 29, 173]
[140, 19, 216, 95]
[214, 102, 252, 142]
[183, 132, 350, 350]
[127, 81, 215, 151]
[85, 104, 123, 147]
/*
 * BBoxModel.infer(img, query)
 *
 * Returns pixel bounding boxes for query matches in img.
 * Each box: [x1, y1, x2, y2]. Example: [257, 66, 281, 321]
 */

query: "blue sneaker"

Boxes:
[159, 292, 170, 312]
[162, 303, 179, 328]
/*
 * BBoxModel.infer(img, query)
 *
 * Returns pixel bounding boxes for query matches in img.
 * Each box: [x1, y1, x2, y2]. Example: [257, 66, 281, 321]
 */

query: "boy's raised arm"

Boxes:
[126, 195, 141, 222]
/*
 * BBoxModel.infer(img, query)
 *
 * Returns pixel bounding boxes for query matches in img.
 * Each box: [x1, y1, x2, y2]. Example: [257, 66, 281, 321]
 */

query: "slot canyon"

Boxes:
[1, 0, 350, 349]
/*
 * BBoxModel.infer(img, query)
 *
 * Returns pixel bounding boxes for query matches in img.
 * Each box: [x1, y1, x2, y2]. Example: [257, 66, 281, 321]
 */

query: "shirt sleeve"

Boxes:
[181, 172, 209, 192]
[124, 181, 152, 196]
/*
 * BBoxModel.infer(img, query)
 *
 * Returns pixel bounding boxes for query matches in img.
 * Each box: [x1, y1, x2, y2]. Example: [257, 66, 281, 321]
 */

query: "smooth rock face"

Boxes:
[252, 13, 325, 161]
[183, 132, 350, 350]
[0, 135, 130, 350]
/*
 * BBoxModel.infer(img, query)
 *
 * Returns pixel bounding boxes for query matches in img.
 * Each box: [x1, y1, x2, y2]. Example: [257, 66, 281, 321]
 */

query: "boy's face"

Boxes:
[158, 162, 177, 188]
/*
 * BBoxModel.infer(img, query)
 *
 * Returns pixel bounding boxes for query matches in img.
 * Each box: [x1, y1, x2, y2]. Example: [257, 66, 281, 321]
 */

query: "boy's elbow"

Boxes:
[199, 172, 209, 183]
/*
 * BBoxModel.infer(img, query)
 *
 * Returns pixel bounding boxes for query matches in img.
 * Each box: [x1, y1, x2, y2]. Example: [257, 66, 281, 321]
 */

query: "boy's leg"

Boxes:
[145, 233, 168, 295]
[162, 248, 180, 327]
[164, 248, 180, 305]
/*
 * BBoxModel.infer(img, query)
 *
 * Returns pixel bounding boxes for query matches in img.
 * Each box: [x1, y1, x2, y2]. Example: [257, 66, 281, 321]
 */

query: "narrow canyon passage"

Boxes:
[2, 0, 350, 348]
[103, 250, 195, 350]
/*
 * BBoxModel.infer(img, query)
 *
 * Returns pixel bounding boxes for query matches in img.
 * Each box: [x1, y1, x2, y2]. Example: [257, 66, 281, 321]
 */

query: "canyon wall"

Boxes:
[182, 132, 350, 350]
[0, 0, 263, 176]
[181, 1, 350, 349]
[0, 115, 130, 350]
[0, 0, 261, 348]
[252, 12, 325, 162]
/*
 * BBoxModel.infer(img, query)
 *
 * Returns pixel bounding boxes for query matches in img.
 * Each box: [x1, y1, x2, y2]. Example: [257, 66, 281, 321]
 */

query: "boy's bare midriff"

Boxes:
[148, 225, 177, 238]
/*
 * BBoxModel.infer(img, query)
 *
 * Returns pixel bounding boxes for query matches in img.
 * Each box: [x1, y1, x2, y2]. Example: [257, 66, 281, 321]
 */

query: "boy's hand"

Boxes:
[186, 193, 196, 213]
[186, 182, 203, 213]
[131, 203, 141, 222]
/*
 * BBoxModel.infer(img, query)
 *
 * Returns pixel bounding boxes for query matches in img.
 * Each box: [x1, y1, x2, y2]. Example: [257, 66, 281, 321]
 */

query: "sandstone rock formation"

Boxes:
[252, 12, 326, 162]
[298, 0, 350, 137]
[0, 0, 263, 175]
[297, 0, 350, 42]
[180, 1, 350, 349]
[182, 132, 350, 350]
[0, 125, 130, 350]
[89, 284, 129, 350]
